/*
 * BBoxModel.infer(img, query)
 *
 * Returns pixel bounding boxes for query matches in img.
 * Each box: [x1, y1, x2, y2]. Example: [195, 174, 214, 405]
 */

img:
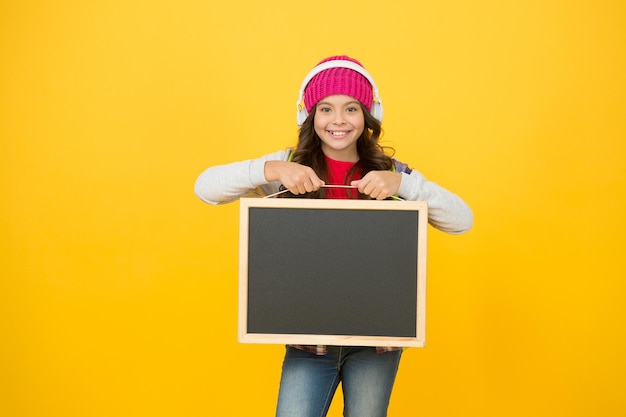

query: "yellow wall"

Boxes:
[2, 1, 625, 416]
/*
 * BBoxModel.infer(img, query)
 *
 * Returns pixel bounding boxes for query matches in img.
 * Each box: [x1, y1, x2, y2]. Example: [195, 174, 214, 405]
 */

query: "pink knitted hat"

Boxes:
[303, 55, 374, 113]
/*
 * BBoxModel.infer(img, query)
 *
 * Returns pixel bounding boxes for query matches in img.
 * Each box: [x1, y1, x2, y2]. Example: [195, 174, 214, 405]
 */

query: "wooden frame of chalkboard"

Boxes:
[238, 197, 428, 348]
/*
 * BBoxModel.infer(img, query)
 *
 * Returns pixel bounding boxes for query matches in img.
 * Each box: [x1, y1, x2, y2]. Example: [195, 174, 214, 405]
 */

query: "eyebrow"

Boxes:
[317, 100, 361, 107]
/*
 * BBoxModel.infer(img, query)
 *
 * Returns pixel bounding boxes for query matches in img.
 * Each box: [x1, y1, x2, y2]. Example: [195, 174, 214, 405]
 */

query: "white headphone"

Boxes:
[295, 59, 383, 126]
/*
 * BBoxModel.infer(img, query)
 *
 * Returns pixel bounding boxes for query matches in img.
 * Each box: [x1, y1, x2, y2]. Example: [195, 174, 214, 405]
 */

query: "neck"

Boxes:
[322, 148, 359, 163]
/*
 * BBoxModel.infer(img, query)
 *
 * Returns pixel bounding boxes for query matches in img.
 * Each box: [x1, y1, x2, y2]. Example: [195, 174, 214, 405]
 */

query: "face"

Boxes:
[313, 94, 365, 162]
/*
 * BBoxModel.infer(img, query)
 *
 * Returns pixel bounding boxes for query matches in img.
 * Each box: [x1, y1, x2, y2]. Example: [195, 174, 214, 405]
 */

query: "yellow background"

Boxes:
[2, 1, 625, 416]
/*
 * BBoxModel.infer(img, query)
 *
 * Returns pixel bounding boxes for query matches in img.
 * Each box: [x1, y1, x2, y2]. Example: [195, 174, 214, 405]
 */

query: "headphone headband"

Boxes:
[296, 59, 383, 126]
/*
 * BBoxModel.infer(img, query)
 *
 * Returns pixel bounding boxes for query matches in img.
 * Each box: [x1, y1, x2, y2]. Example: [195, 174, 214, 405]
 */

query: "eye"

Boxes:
[318, 106, 332, 113]
[346, 106, 359, 113]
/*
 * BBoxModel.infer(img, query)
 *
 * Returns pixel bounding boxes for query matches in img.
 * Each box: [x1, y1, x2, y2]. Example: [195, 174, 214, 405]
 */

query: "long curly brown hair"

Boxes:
[283, 103, 395, 199]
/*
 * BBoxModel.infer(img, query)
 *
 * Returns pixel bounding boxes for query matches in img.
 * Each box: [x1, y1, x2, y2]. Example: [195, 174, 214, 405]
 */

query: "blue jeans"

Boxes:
[275, 346, 402, 417]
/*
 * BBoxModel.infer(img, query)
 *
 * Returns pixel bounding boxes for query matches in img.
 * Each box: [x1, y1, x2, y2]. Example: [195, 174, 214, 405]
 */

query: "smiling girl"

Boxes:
[194, 55, 473, 417]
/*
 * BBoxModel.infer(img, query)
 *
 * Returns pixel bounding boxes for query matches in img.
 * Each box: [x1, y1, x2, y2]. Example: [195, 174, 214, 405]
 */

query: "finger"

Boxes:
[309, 171, 324, 189]
[303, 179, 315, 192]
[350, 179, 366, 193]
[375, 190, 389, 200]
[286, 181, 303, 195]
[362, 182, 376, 197]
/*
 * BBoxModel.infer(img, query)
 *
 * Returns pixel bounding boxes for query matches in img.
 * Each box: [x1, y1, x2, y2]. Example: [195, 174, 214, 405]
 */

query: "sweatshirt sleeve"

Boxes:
[194, 149, 290, 205]
[394, 160, 474, 234]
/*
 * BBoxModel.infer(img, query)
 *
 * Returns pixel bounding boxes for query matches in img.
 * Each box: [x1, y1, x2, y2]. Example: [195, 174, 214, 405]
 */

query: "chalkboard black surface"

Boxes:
[238, 198, 428, 347]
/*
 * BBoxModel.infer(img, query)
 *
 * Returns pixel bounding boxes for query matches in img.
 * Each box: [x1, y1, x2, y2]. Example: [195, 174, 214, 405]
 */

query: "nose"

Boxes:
[333, 111, 346, 124]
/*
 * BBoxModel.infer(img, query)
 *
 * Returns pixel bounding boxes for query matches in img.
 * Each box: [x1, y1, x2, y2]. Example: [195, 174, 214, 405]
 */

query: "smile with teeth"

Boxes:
[327, 130, 350, 138]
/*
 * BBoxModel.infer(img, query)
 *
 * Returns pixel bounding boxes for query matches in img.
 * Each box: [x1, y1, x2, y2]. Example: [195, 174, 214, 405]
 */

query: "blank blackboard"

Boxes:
[238, 198, 428, 347]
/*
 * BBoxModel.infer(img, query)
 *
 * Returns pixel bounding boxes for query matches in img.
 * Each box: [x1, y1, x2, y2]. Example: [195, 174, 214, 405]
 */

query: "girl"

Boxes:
[194, 55, 473, 417]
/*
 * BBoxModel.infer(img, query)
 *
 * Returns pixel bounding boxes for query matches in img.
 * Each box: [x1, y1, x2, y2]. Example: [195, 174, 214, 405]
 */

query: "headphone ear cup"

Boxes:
[297, 108, 308, 126]
[370, 101, 383, 122]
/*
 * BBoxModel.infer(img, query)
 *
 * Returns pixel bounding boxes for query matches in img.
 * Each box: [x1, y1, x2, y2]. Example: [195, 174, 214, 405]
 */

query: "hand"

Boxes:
[264, 161, 325, 195]
[351, 171, 402, 200]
